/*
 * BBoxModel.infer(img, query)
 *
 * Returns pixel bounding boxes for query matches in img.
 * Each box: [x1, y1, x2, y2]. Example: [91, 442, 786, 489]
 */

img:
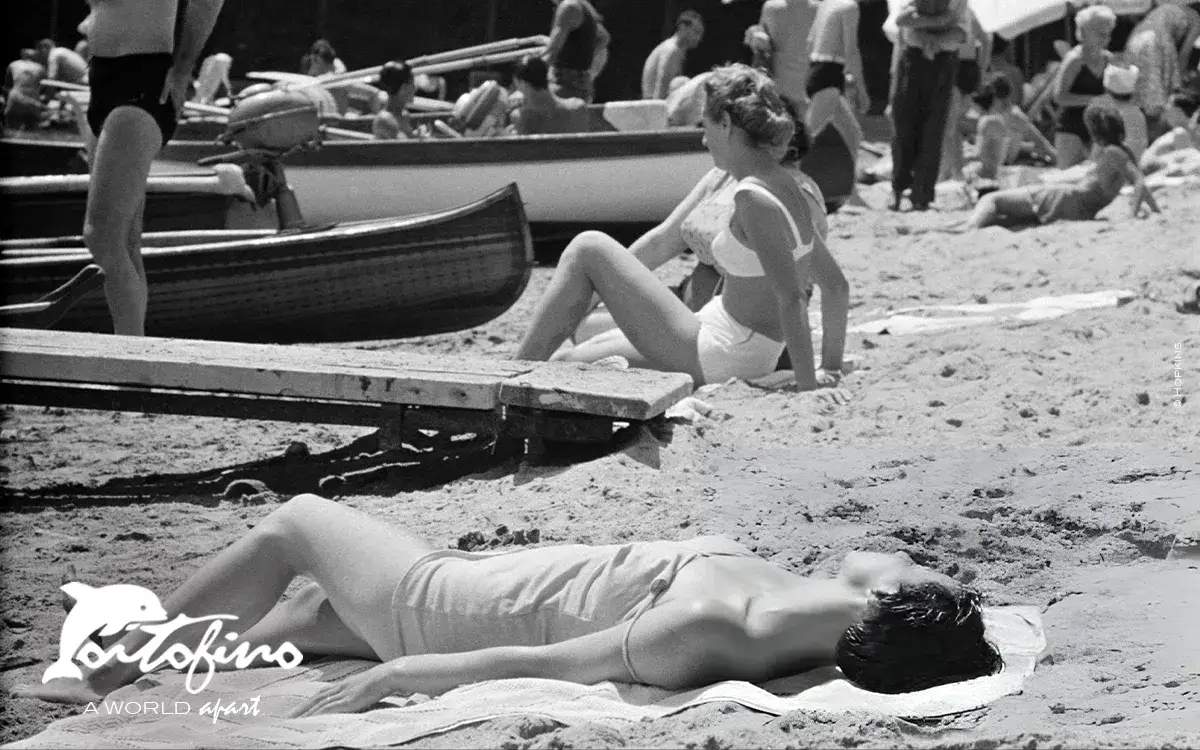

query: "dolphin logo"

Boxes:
[42, 582, 169, 683]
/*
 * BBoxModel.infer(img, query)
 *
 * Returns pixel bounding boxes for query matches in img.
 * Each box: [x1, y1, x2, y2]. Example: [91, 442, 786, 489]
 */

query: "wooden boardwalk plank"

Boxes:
[500, 362, 694, 421]
[0, 329, 695, 422]
[1, 329, 519, 410]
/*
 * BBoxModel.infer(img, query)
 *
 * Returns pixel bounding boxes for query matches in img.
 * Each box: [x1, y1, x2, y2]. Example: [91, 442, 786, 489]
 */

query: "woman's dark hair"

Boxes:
[1084, 101, 1140, 164]
[514, 54, 550, 90]
[377, 60, 413, 95]
[702, 63, 795, 150]
[835, 581, 1004, 694]
[779, 95, 810, 165]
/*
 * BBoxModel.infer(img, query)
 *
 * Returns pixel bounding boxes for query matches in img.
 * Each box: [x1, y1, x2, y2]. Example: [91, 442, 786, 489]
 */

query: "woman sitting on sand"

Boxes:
[23, 494, 1003, 715]
[969, 74, 1056, 184]
[966, 101, 1160, 229]
[570, 96, 850, 376]
[515, 64, 846, 391]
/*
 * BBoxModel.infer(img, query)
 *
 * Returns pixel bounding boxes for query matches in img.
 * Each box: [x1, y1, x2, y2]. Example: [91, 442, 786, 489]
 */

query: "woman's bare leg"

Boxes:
[969, 189, 1040, 228]
[84, 107, 159, 336]
[212, 582, 377, 669]
[515, 231, 704, 381]
[20, 495, 434, 701]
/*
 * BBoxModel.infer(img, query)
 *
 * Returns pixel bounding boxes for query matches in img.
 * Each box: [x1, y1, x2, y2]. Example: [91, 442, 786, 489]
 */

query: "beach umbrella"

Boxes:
[883, 0, 1153, 41]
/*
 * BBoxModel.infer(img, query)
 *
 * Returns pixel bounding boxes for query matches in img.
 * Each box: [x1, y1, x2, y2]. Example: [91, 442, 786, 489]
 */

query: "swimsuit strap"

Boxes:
[621, 575, 671, 683]
[734, 180, 811, 254]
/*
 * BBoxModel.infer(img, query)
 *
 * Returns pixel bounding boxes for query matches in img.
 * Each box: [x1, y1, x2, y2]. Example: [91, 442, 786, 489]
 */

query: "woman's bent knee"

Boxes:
[256, 494, 334, 542]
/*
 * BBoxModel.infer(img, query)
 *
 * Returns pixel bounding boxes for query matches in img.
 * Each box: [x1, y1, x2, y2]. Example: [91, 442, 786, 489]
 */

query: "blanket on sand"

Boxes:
[8, 607, 1043, 749]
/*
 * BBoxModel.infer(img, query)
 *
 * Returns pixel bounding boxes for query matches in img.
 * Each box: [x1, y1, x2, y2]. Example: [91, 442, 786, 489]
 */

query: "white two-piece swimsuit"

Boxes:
[691, 178, 818, 384]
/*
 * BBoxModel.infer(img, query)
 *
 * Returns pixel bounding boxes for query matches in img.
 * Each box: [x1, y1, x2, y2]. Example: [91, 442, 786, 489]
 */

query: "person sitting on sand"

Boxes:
[515, 63, 844, 391]
[371, 60, 419, 140]
[569, 97, 850, 381]
[969, 74, 1055, 183]
[966, 101, 1160, 228]
[510, 54, 588, 136]
[21, 493, 1004, 713]
[1140, 88, 1200, 174]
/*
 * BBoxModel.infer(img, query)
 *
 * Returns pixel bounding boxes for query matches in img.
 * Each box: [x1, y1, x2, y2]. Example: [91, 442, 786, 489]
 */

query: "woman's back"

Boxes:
[389, 536, 789, 658]
[721, 171, 825, 339]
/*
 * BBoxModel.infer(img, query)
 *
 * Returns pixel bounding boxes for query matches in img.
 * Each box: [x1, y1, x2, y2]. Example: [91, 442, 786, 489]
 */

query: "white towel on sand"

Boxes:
[8, 607, 1043, 750]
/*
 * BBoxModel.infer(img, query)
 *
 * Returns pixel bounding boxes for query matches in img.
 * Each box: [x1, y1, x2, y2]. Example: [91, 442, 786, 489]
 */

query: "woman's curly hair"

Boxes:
[702, 63, 796, 151]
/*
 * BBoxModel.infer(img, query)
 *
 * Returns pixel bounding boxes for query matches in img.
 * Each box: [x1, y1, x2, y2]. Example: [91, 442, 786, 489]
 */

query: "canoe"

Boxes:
[0, 183, 533, 343]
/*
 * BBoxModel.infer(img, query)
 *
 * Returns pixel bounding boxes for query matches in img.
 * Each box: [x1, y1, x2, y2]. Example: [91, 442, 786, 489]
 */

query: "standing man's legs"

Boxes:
[890, 49, 921, 209]
[910, 53, 957, 208]
[84, 106, 161, 336]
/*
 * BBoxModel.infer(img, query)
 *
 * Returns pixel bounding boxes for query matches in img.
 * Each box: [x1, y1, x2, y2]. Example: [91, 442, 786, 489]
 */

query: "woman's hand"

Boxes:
[815, 369, 842, 388]
[290, 662, 401, 718]
[159, 65, 192, 119]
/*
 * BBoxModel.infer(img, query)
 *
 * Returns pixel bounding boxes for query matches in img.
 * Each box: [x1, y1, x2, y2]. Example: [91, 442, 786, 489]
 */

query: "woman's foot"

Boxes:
[13, 678, 104, 706]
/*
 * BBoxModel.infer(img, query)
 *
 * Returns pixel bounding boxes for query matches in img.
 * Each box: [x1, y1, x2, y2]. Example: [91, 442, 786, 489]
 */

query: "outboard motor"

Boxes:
[198, 89, 324, 231]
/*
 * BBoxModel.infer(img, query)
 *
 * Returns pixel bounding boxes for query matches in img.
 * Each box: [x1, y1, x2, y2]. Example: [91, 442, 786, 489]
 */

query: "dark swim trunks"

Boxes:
[87, 53, 179, 146]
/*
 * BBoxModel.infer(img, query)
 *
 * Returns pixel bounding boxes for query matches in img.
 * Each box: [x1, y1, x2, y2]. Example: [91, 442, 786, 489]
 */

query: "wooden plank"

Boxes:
[4, 381, 505, 434]
[500, 361, 694, 421]
[0, 329, 530, 411]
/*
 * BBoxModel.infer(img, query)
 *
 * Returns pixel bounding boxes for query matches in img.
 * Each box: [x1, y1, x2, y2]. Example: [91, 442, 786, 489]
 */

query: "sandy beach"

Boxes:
[1, 185, 1198, 748]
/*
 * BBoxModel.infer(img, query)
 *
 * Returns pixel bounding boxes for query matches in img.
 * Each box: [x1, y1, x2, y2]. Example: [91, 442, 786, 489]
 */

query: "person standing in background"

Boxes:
[83, 0, 227, 335]
[193, 51, 232, 104]
[939, 8, 990, 180]
[642, 10, 705, 100]
[806, 0, 869, 108]
[544, 0, 610, 104]
[1124, 2, 1200, 141]
[887, 0, 969, 210]
[749, 0, 819, 106]
[1053, 6, 1116, 168]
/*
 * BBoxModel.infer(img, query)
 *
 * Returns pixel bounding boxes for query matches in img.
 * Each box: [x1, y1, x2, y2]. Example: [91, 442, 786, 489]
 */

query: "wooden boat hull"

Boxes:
[0, 184, 533, 343]
[3, 128, 857, 228]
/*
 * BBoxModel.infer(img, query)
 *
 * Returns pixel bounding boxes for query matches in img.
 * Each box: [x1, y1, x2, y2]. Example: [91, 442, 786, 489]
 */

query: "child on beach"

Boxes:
[966, 101, 1160, 228]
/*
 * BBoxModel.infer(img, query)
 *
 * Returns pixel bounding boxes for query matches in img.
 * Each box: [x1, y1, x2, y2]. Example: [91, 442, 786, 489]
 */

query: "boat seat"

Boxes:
[0, 164, 255, 202]
[0, 328, 694, 444]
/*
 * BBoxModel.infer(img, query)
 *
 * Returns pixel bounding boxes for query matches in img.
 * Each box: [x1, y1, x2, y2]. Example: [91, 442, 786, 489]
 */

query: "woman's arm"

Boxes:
[1010, 108, 1057, 159]
[628, 168, 723, 271]
[810, 239, 850, 375]
[292, 598, 755, 717]
[735, 188, 819, 390]
[1178, 22, 1200, 76]
[1054, 50, 1092, 108]
[1122, 159, 1161, 216]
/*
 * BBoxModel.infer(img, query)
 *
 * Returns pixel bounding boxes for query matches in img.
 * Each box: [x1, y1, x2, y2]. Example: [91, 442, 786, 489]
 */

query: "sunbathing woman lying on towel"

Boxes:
[21, 494, 1003, 715]
[515, 64, 846, 391]
[967, 101, 1160, 228]
[569, 96, 851, 383]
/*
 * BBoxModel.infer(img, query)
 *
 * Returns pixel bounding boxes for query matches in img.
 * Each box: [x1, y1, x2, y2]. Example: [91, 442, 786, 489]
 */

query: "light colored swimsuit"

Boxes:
[691, 179, 818, 384]
[388, 536, 758, 682]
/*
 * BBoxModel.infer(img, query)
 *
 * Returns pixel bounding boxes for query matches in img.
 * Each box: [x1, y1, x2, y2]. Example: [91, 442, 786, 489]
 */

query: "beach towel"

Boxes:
[7, 606, 1043, 750]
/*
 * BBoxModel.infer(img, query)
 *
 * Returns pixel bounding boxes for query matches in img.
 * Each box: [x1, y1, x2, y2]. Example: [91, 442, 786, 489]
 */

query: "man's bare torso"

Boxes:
[87, 0, 177, 58]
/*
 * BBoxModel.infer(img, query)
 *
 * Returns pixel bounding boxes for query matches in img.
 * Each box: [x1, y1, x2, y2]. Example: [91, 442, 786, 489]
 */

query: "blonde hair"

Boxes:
[702, 63, 795, 150]
[1074, 5, 1117, 39]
